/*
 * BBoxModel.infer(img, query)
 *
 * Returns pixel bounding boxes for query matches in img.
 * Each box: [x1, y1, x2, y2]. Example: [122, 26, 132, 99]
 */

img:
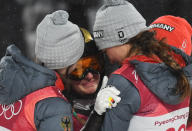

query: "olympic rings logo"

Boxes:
[0, 100, 22, 120]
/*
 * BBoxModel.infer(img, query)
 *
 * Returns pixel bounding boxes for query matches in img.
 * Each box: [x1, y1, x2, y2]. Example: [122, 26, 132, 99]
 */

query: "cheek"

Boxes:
[106, 51, 114, 60]
[85, 85, 98, 94]
[71, 83, 83, 93]
[106, 51, 119, 63]
[71, 81, 81, 89]
[68, 64, 77, 74]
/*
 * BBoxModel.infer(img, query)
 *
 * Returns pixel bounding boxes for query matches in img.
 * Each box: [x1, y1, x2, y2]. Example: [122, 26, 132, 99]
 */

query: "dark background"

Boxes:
[0, 0, 192, 59]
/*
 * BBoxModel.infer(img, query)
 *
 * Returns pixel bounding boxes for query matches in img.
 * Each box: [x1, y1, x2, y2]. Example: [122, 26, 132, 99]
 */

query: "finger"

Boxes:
[102, 101, 112, 109]
[100, 76, 108, 90]
[103, 86, 120, 96]
[112, 95, 121, 104]
[111, 102, 117, 107]
[110, 97, 121, 107]
[107, 102, 112, 109]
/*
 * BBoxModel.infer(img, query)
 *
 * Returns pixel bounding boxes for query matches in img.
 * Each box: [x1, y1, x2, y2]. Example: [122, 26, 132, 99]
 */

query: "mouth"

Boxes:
[82, 81, 96, 88]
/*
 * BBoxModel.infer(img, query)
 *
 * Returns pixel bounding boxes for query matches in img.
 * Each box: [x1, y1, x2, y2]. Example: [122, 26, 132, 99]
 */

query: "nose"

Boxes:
[85, 72, 94, 80]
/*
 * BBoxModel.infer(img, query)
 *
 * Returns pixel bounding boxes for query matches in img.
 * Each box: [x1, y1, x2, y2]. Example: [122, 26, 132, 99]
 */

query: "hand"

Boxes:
[94, 77, 121, 115]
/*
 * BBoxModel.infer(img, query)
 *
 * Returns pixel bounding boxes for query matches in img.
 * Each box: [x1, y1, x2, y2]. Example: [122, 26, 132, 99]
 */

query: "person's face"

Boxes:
[104, 44, 131, 64]
[70, 72, 100, 95]
[68, 55, 102, 95]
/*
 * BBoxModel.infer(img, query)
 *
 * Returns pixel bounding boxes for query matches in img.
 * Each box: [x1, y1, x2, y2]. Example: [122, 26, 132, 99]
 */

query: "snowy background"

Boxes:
[0, 0, 192, 59]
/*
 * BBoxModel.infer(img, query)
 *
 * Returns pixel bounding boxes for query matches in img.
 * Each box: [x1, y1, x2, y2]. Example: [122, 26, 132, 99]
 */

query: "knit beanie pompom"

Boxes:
[51, 10, 69, 25]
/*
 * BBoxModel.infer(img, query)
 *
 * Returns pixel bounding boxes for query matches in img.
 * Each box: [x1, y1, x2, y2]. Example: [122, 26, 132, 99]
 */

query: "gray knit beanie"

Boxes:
[35, 10, 84, 69]
[93, 0, 147, 50]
